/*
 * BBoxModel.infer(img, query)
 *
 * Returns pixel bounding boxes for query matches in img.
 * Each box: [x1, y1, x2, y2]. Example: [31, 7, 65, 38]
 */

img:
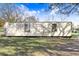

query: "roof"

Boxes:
[6, 21, 72, 24]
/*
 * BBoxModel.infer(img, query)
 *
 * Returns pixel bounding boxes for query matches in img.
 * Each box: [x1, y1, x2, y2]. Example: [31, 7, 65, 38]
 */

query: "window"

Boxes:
[52, 24, 57, 32]
[24, 23, 30, 32]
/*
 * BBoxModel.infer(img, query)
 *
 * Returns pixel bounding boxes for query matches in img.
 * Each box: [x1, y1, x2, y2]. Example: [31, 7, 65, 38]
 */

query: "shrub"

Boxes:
[0, 20, 5, 27]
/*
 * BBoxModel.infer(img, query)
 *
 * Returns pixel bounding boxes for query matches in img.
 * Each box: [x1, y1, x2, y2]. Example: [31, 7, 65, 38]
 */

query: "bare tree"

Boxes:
[0, 3, 39, 23]
[48, 3, 79, 21]
[0, 3, 27, 23]
[14, 4, 38, 23]
[0, 4, 16, 22]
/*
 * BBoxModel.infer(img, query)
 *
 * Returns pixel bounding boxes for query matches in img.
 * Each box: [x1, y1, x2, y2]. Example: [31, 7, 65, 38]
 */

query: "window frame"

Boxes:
[51, 24, 57, 32]
[24, 23, 30, 32]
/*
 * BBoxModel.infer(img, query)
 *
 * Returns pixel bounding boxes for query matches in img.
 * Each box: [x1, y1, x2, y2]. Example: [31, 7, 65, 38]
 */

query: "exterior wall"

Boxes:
[4, 22, 72, 36]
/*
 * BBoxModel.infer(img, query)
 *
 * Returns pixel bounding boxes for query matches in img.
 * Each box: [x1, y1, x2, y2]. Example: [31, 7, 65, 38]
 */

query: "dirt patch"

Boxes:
[31, 50, 49, 56]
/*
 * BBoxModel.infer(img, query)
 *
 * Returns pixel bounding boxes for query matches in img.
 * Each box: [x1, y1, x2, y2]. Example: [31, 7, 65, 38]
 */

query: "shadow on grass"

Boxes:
[0, 36, 75, 56]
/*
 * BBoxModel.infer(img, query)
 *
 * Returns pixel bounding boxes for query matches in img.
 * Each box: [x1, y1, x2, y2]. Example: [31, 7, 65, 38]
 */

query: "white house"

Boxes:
[4, 21, 72, 37]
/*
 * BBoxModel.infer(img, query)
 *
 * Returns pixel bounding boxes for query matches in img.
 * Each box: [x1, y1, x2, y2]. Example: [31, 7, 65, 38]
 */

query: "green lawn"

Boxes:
[0, 27, 4, 32]
[72, 32, 79, 36]
[0, 36, 74, 56]
[0, 28, 77, 56]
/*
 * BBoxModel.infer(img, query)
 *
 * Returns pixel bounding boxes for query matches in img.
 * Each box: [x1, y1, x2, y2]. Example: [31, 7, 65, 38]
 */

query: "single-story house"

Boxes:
[4, 21, 72, 37]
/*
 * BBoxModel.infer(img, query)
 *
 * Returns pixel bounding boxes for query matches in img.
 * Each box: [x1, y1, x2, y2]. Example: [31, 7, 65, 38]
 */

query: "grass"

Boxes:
[72, 32, 79, 36]
[0, 28, 78, 56]
[0, 46, 16, 56]
[0, 27, 4, 32]
[0, 36, 75, 56]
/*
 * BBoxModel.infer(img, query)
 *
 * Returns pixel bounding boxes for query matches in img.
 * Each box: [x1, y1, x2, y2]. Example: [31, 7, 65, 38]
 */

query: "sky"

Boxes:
[21, 3, 49, 11]
[16, 3, 79, 25]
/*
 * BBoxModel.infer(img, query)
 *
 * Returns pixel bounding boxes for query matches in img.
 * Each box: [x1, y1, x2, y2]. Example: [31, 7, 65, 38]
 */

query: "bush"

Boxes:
[0, 20, 5, 27]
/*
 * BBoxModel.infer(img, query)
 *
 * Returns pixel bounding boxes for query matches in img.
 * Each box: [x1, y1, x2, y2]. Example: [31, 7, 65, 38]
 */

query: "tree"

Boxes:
[25, 16, 38, 23]
[0, 3, 40, 23]
[0, 4, 17, 22]
[15, 4, 38, 23]
[0, 19, 5, 27]
[48, 3, 79, 21]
